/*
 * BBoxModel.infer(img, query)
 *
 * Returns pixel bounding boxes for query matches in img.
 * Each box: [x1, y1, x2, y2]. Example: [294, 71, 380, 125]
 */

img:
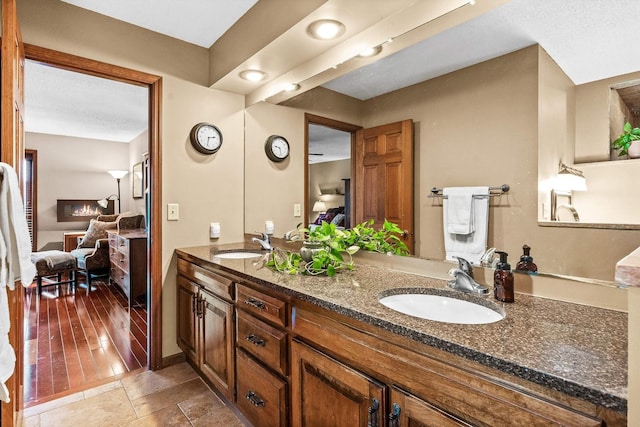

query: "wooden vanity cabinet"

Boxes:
[291, 303, 605, 427]
[291, 339, 386, 427]
[235, 283, 289, 427]
[176, 259, 235, 401]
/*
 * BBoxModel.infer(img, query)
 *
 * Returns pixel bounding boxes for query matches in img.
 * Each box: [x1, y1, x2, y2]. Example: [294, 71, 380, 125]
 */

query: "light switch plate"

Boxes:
[168, 203, 179, 221]
[293, 203, 301, 217]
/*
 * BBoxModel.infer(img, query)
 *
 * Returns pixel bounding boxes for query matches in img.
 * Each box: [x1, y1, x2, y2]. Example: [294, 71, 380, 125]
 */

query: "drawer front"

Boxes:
[110, 251, 129, 272]
[236, 284, 286, 327]
[236, 349, 287, 427]
[111, 269, 129, 294]
[237, 310, 287, 376]
[177, 258, 233, 301]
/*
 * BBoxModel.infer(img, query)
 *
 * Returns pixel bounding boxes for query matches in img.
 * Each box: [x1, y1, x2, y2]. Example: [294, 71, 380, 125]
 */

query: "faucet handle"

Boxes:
[454, 256, 474, 279]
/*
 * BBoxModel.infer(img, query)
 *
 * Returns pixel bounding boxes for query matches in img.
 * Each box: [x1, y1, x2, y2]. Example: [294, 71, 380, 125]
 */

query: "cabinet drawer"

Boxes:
[236, 284, 286, 327]
[177, 258, 233, 301]
[110, 251, 129, 271]
[236, 349, 287, 427]
[237, 310, 287, 376]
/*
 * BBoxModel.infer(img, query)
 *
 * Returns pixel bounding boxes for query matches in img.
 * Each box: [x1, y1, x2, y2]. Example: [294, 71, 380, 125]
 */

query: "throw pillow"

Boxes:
[331, 213, 346, 226]
[78, 219, 117, 248]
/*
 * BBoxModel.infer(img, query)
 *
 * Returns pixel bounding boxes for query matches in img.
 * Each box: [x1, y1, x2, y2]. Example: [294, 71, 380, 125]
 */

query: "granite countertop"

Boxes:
[175, 243, 628, 413]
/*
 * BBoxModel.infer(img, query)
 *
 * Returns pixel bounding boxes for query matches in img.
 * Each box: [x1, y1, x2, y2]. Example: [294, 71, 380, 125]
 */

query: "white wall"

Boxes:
[25, 132, 130, 249]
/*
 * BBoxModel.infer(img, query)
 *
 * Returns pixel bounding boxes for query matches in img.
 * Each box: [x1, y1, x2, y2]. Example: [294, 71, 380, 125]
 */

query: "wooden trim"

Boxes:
[23, 45, 163, 371]
[303, 114, 361, 227]
[24, 149, 37, 251]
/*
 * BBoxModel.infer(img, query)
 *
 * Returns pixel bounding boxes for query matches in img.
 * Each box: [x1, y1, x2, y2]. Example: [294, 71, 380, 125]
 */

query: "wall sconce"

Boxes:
[551, 163, 587, 221]
[312, 200, 327, 213]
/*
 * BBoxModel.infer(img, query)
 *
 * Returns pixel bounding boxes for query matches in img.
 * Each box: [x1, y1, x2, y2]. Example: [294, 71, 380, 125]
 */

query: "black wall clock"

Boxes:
[190, 123, 223, 154]
[265, 135, 290, 162]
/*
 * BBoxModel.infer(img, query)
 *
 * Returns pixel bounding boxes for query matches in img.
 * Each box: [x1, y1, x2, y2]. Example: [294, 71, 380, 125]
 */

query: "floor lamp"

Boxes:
[98, 170, 128, 214]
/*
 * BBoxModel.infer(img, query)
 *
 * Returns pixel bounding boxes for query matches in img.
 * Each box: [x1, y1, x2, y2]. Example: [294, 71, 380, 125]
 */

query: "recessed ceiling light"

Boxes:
[239, 69, 267, 82]
[283, 83, 300, 92]
[357, 45, 382, 58]
[306, 19, 346, 40]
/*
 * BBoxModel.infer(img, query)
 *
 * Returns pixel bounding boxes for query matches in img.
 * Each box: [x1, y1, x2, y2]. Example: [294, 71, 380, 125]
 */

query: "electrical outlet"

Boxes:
[293, 203, 301, 217]
[168, 203, 179, 221]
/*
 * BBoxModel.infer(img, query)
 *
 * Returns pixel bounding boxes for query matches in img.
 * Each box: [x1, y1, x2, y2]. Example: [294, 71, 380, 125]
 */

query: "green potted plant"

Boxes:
[612, 121, 640, 158]
[266, 219, 408, 276]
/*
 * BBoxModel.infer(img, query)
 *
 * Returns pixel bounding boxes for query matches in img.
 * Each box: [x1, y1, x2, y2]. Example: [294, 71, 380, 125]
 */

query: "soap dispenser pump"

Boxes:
[494, 251, 514, 303]
[516, 244, 538, 273]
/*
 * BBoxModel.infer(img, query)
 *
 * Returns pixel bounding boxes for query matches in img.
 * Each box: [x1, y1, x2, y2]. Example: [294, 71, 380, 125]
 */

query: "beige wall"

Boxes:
[362, 46, 540, 274]
[244, 102, 307, 237]
[18, 0, 246, 357]
[25, 132, 130, 249]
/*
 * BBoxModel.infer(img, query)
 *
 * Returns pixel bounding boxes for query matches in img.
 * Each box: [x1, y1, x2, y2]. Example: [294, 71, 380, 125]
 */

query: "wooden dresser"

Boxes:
[107, 229, 147, 307]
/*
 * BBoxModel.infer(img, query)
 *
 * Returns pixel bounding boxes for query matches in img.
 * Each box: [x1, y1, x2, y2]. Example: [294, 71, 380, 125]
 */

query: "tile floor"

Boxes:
[21, 362, 246, 426]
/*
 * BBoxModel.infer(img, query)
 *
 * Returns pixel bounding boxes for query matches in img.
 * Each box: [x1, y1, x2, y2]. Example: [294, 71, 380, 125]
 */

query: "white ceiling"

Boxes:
[325, 0, 640, 100]
[60, 0, 258, 48]
[25, 60, 148, 142]
[308, 124, 351, 164]
[26, 0, 640, 145]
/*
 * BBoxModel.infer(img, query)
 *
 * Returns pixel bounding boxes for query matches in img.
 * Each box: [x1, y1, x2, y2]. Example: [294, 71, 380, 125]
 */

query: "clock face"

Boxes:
[265, 135, 290, 162]
[190, 123, 223, 154]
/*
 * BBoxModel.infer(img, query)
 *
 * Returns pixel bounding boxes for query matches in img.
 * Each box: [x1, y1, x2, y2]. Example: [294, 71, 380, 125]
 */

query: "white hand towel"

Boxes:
[0, 163, 36, 290]
[443, 186, 490, 265]
[443, 187, 477, 235]
[0, 163, 36, 403]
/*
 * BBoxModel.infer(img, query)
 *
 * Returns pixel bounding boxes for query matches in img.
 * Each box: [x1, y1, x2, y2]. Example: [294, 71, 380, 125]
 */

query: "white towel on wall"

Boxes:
[0, 163, 36, 403]
[443, 186, 489, 265]
[443, 187, 477, 234]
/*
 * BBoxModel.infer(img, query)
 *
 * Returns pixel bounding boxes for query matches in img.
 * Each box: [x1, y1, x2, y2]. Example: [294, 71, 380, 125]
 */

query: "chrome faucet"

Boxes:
[447, 257, 489, 295]
[251, 232, 273, 251]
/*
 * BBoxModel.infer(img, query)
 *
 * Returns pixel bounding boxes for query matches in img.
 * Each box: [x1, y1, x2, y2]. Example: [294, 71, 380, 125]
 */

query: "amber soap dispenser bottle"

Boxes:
[494, 251, 514, 303]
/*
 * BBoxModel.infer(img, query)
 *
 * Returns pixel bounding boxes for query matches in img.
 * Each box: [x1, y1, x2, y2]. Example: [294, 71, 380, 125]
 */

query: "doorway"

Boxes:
[304, 114, 361, 228]
[20, 43, 163, 405]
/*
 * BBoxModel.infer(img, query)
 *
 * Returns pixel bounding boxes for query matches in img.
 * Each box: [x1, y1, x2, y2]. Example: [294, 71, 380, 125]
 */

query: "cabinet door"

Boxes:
[200, 289, 235, 400]
[176, 276, 198, 362]
[388, 387, 471, 427]
[291, 339, 385, 427]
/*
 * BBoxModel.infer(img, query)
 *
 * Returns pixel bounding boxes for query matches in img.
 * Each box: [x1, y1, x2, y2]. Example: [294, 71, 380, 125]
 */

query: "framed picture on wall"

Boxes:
[56, 199, 114, 222]
[133, 162, 143, 199]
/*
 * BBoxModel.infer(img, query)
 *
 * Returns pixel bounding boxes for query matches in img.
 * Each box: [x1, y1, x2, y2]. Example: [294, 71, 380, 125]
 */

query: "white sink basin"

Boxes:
[214, 252, 263, 259]
[379, 293, 504, 324]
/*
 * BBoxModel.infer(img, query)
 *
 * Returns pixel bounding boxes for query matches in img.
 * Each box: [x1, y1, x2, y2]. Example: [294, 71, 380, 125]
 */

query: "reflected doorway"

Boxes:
[305, 114, 361, 228]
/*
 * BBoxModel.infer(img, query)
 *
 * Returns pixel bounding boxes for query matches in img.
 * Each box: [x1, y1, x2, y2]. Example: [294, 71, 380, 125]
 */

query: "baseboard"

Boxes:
[161, 352, 186, 368]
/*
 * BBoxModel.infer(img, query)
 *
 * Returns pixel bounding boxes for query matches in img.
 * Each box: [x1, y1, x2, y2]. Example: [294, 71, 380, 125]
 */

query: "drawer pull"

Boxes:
[388, 403, 401, 427]
[244, 298, 267, 310]
[368, 397, 380, 427]
[245, 334, 265, 347]
[245, 390, 265, 407]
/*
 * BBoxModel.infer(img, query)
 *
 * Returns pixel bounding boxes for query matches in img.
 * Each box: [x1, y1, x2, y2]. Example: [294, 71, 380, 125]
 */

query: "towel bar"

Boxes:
[428, 184, 509, 199]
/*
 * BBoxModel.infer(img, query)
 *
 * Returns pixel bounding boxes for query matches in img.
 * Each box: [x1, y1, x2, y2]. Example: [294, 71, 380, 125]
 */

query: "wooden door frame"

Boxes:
[23, 44, 163, 370]
[304, 114, 361, 227]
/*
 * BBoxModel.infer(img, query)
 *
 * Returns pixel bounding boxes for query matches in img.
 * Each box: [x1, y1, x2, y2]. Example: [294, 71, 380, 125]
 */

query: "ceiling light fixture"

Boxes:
[239, 69, 268, 82]
[357, 45, 383, 58]
[283, 83, 300, 92]
[306, 19, 346, 40]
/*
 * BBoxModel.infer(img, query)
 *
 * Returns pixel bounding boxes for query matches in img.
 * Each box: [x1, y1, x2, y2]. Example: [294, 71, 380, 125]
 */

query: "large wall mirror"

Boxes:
[244, 1, 640, 284]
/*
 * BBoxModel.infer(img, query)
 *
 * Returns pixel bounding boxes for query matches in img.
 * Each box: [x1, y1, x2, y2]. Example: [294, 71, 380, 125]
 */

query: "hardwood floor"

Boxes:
[23, 277, 148, 407]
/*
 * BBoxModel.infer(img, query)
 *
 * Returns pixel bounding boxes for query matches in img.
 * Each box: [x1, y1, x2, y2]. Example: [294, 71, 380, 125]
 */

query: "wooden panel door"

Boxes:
[389, 387, 472, 427]
[200, 289, 235, 400]
[355, 120, 414, 253]
[291, 339, 385, 427]
[176, 276, 198, 363]
[1, 0, 25, 424]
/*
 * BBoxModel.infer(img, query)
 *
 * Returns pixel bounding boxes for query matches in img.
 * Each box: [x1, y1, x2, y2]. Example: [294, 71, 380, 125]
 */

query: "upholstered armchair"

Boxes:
[71, 213, 144, 286]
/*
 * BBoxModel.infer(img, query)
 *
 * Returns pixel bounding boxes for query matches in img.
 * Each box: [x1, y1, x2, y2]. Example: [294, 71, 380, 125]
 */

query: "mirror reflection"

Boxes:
[245, 1, 640, 283]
